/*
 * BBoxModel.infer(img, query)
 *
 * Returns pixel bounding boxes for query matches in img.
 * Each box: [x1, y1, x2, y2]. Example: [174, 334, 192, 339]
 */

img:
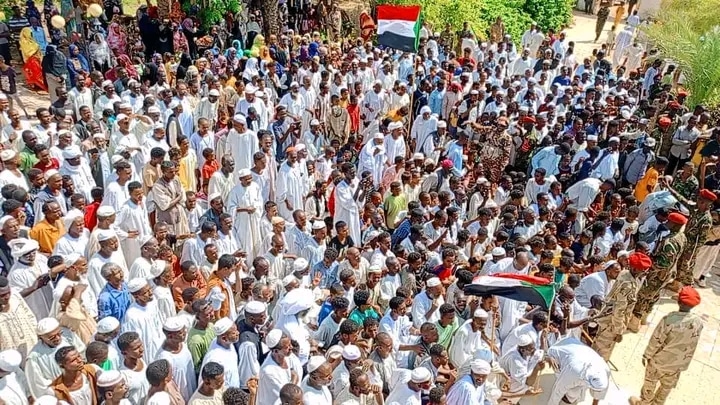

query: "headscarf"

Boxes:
[19, 27, 39, 61]
[181, 18, 195, 33]
[308, 42, 319, 58]
[25, 0, 41, 21]
[68, 44, 90, 72]
[106, 22, 127, 54]
[116, 54, 139, 80]
[42, 44, 67, 77]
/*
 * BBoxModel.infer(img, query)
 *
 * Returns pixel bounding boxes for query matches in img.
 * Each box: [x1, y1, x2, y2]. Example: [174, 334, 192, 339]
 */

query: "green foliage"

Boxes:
[642, 0, 720, 108]
[182, 0, 240, 29]
[377, 0, 570, 43]
[522, 0, 574, 32]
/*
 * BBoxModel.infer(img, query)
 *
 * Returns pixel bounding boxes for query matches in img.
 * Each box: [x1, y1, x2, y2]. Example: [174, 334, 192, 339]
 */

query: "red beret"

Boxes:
[667, 212, 688, 225]
[628, 252, 652, 271]
[441, 159, 454, 169]
[522, 116, 537, 124]
[699, 189, 717, 202]
[658, 117, 672, 127]
[678, 286, 701, 307]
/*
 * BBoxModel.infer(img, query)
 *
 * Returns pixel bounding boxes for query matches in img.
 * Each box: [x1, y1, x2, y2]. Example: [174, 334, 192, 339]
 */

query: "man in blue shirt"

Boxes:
[428, 79, 446, 116]
[97, 263, 131, 321]
[28, 17, 46, 54]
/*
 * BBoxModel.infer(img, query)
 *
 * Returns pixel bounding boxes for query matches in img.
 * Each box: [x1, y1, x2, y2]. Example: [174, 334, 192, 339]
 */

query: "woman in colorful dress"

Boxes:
[66, 44, 90, 87]
[18, 27, 48, 92]
[106, 20, 127, 55]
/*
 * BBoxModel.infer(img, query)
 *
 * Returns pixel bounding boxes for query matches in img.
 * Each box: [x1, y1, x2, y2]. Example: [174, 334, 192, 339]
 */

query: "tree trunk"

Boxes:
[260, 0, 281, 37]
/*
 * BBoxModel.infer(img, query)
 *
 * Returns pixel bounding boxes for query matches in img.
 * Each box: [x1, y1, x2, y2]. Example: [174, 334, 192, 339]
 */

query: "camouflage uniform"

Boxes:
[675, 208, 713, 285]
[633, 231, 686, 319]
[639, 311, 704, 404]
[592, 270, 640, 360]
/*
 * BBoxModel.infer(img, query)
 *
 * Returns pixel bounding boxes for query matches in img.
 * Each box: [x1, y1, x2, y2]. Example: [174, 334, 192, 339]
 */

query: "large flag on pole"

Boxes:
[464, 274, 556, 310]
[376, 5, 422, 52]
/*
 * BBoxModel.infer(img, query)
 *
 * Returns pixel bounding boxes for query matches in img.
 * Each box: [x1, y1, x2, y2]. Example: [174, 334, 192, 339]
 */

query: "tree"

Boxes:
[260, 0, 281, 37]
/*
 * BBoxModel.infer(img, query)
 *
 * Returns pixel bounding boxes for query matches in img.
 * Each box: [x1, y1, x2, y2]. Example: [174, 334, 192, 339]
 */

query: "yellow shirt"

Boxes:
[634, 167, 659, 202]
[29, 219, 65, 254]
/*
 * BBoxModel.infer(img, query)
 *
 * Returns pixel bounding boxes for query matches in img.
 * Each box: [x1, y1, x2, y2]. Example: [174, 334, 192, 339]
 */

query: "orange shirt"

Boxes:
[202, 160, 220, 182]
[207, 273, 232, 319]
[29, 219, 65, 254]
[635, 167, 659, 202]
[171, 274, 207, 311]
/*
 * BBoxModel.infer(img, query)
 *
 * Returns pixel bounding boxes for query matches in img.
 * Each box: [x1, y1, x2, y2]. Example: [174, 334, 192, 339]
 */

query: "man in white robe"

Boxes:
[411, 106, 439, 155]
[200, 318, 241, 388]
[226, 115, 259, 174]
[410, 277, 444, 328]
[102, 161, 133, 213]
[358, 133, 387, 187]
[501, 312, 547, 356]
[499, 335, 544, 402]
[276, 150, 304, 221]
[547, 337, 610, 405]
[115, 182, 153, 266]
[7, 239, 53, 320]
[194, 90, 220, 128]
[228, 169, 264, 262]
[87, 229, 129, 297]
[334, 164, 362, 246]
[446, 359, 492, 404]
[575, 261, 620, 308]
[155, 317, 197, 402]
[235, 301, 268, 389]
[0, 348, 31, 404]
[384, 122, 407, 165]
[613, 26, 635, 67]
[121, 279, 164, 364]
[385, 367, 428, 405]
[128, 236, 161, 280]
[58, 146, 96, 200]
[208, 155, 236, 202]
[450, 309, 492, 369]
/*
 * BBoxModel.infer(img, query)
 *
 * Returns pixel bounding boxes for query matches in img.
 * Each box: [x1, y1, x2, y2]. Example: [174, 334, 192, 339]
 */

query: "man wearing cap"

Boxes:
[58, 144, 96, 201]
[94, 81, 121, 119]
[447, 358, 495, 403]
[52, 253, 97, 319]
[25, 317, 85, 398]
[88, 229, 129, 296]
[156, 316, 196, 401]
[386, 366, 431, 405]
[592, 252, 652, 360]
[227, 168, 263, 263]
[301, 355, 332, 404]
[411, 105, 438, 156]
[94, 316, 121, 369]
[121, 278, 164, 364]
[201, 317, 240, 389]
[257, 329, 297, 403]
[358, 133, 386, 187]
[96, 369, 130, 405]
[235, 300, 268, 390]
[0, 149, 27, 191]
[630, 286, 704, 405]
[667, 114, 701, 175]
[624, 136, 657, 187]
[630, 212, 686, 332]
[0, 349, 31, 404]
[449, 308, 492, 368]
[276, 148, 305, 221]
[7, 238, 55, 318]
[547, 336, 610, 405]
[153, 161, 190, 236]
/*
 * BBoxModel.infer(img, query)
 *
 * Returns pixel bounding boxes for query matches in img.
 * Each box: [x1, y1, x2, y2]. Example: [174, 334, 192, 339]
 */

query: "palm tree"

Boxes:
[260, 0, 281, 37]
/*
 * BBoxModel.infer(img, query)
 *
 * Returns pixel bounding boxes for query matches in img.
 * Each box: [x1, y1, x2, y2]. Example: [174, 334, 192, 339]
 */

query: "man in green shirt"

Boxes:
[348, 289, 380, 326]
[187, 299, 216, 373]
[19, 130, 39, 172]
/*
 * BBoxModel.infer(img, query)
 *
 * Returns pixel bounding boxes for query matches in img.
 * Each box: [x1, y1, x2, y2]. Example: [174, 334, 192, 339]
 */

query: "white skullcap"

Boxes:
[96, 317, 120, 334]
[608, 136, 620, 143]
[373, 132, 384, 140]
[97, 206, 116, 217]
[115, 113, 128, 121]
[271, 216, 285, 225]
[586, 135, 598, 141]
[437, 120, 447, 128]
[307, 355, 326, 373]
[266, 329, 284, 349]
[101, 80, 113, 88]
[491, 247, 506, 256]
[9, 238, 39, 259]
[388, 121, 403, 131]
[96, 229, 116, 242]
[245, 85, 257, 94]
[426, 277, 441, 288]
[35, 396, 59, 405]
[473, 308, 489, 319]
[420, 106, 431, 115]
[147, 106, 161, 114]
[295, 144, 306, 152]
[44, 169, 59, 181]
[255, 91, 265, 98]
[0, 349, 22, 371]
[37, 317, 60, 335]
[342, 345, 362, 360]
[470, 90, 479, 95]
[63, 253, 82, 267]
[97, 370, 124, 387]
[233, 114, 247, 123]
[0, 93, 7, 100]
[208, 89, 220, 97]
[138, 234, 155, 248]
[290, 81, 299, 87]
[617, 250, 630, 259]
[238, 168, 252, 178]
[292, 258, 309, 272]
[410, 367, 432, 383]
[208, 193, 222, 202]
[412, 153, 424, 160]
[245, 301, 267, 315]
[470, 359, 492, 375]
[368, 265, 382, 274]
[0, 149, 16, 162]
[0, 215, 14, 230]
[310, 119, 320, 126]
[282, 275, 297, 287]
[311, 221, 325, 230]
[213, 317, 234, 335]
[163, 316, 185, 332]
[127, 278, 148, 293]
[118, 102, 132, 109]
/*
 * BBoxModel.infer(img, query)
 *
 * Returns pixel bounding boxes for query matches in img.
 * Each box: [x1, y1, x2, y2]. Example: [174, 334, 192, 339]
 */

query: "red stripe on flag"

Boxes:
[376, 5, 421, 22]
[492, 273, 553, 285]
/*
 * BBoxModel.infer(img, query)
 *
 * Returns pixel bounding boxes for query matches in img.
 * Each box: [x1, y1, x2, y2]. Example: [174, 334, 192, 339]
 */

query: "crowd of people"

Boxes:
[0, 1, 711, 405]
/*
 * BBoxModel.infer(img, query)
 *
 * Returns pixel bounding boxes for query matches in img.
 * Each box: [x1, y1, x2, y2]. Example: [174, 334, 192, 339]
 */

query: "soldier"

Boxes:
[667, 187, 715, 290]
[629, 286, 704, 405]
[592, 252, 652, 360]
[629, 212, 687, 331]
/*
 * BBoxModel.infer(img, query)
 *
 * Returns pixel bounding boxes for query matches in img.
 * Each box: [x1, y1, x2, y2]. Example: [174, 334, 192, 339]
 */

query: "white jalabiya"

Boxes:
[121, 301, 164, 364]
[208, 170, 235, 203]
[501, 323, 541, 356]
[358, 142, 386, 186]
[236, 339, 263, 389]
[329, 361, 351, 398]
[59, 161, 96, 199]
[411, 116, 438, 155]
[215, 231, 240, 257]
[128, 257, 156, 281]
[153, 284, 177, 325]
[119, 361, 149, 405]
[51, 276, 98, 318]
[256, 355, 293, 405]
[333, 179, 362, 247]
[276, 161, 304, 221]
[499, 347, 544, 396]
[25, 329, 85, 398]
[446, 374, 487, 405]
[378, 311, 414, 368]
[276, 314, 311, 365]
[547, 337, 610, 405]
[449, 319, 490, 369]
[227, 129, 259, 173]
[87, 251, 128, 297]
[574, 271, 613, 308]
[0, 170, 29, 191]
[102, 180, 130, 213]
[228, 182, 264, 263]
[384, 134, 407, 165]
[180, 236, 211, 267]
[156, 344, 197, 402]
[410, 290, 444, 328]
[8, 257, 52, 320]
[115, 199, 153, 266]
[498, 297, 528, 341]
[52, 232, 89, 256]
[0, 370, 31, 405]
[613, 28, 634, 66]
[385, 382, 422, 405]
[201, 339, 240, 388]
[301, 378, 332, 405]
